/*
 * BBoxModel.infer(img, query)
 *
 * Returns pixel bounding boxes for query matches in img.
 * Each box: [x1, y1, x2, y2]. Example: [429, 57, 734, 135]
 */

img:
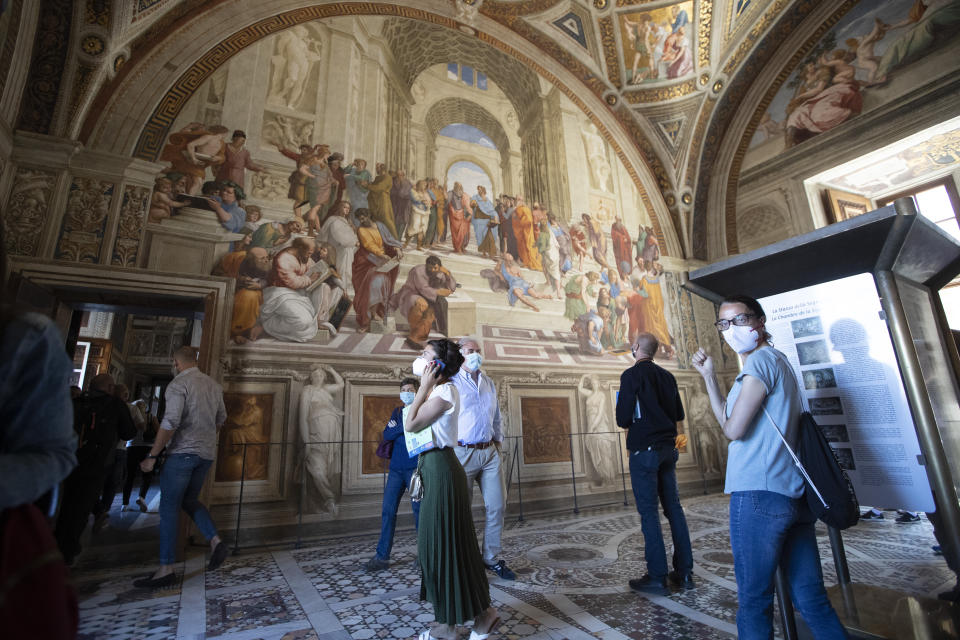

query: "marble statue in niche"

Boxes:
[268, 25, 322, 111]
[299, 364, 344, 513]
[688, 385, 725, 474]
[578, 374, 620, 487]
[581, 123, 614, 192]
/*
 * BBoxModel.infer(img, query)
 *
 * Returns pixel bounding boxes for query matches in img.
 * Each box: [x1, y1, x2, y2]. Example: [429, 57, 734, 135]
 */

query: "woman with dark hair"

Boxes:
[691, 295, 846, 639]
[404, 339, 499, 640]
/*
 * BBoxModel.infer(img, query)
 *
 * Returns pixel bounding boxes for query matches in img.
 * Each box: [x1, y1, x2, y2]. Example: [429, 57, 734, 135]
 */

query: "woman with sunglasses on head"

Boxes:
[692, 295, 847, 639]
[405, 339, 499, 640]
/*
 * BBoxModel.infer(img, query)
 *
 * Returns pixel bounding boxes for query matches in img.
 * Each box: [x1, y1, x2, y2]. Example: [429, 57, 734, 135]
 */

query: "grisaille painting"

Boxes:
[520, 397, 571, 464]
[216, 393, 273, 482]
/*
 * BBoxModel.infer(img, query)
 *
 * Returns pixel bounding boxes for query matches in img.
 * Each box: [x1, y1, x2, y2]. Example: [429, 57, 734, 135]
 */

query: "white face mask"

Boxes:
[412, 357, 428, 377]
[400, 391, 416, 405]
[722, 324, 761, 354]
[464, 352, 482, 371]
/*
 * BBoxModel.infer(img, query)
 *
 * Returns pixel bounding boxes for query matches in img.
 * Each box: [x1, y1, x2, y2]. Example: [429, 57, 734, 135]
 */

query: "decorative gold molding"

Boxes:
[598, 16, 621, 89]
[623, 79, 698, 104]
[697, 0, 712, 69]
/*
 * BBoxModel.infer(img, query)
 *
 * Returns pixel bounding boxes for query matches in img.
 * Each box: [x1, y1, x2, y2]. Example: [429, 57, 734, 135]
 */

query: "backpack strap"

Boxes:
[760, 404, 829, 510]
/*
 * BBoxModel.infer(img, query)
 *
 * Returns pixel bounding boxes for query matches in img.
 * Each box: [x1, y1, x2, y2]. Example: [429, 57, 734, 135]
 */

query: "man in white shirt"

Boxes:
[452, 337, 515, 580]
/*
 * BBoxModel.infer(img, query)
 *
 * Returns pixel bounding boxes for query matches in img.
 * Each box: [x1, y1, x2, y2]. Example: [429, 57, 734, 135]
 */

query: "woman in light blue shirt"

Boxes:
[692, 294, 846, 639]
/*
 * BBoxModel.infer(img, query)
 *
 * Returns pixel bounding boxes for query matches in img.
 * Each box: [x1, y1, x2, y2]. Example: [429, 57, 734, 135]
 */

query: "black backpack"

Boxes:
[795, 411, 860, 529]
[761, 405, 860, 530]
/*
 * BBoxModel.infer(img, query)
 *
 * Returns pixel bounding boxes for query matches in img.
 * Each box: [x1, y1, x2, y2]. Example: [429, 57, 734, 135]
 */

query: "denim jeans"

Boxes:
[729, 491, 848, 639]
[159, 453, 218, 565]
[629, 446, 693, 578]
[374, 466, 421, 560]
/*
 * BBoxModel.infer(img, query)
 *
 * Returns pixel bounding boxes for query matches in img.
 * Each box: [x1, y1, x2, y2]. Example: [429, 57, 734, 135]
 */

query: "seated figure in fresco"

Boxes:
[352, 209, 401, 333]
[249, 217, 304, 251]
[573, 308, 605, 355]
[390, 255, 457, 351]
[230, 248, 271, 343]
[240, 237, 342, 343]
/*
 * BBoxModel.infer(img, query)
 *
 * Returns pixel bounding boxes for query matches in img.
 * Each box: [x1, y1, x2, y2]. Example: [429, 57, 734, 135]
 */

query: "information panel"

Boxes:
[759, 273, 935, 512]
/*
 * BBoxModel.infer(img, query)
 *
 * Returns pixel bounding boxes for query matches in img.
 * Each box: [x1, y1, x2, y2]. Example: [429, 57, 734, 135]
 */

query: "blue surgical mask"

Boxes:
[464, 352, 483, 371]
[400, 391, 416, 405]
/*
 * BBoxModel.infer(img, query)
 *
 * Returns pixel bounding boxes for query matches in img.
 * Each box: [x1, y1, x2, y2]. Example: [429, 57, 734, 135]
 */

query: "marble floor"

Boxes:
[72, 494, 957, 640]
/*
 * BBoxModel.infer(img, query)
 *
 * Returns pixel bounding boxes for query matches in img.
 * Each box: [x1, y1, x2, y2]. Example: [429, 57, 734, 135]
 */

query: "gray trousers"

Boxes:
[455, 445, 506, 565]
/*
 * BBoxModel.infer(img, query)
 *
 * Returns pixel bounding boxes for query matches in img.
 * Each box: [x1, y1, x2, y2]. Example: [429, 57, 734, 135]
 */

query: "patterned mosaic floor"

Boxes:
[72, 494, 957, 640]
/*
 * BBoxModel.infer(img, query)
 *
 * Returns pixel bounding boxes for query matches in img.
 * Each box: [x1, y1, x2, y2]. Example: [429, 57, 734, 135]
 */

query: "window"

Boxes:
[879, 177, 960, 243]
[444, 63, 487, 91]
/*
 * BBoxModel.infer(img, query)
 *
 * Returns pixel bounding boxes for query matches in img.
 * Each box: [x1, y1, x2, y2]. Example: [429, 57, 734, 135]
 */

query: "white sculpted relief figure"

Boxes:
[268, 25, 322, 110]
[249, 171, 289, 201]
[299, 364, 344, 513]
[581, 123, 614, 192]
[578, 374, 620, 487]
[262, 113, 315, 152]
[688, 386, 724, 474]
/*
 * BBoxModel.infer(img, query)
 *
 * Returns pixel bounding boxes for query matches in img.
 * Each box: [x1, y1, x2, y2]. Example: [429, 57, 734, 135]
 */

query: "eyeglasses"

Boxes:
[714, 313, 755, 331]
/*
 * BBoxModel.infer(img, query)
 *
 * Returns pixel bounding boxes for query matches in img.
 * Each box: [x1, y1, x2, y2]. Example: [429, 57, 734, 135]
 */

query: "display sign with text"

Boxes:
[760, 273, 934, 512]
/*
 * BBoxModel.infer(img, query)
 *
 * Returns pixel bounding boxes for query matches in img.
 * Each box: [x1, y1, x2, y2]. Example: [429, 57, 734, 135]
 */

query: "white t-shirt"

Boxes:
[429, 382, 460, 449]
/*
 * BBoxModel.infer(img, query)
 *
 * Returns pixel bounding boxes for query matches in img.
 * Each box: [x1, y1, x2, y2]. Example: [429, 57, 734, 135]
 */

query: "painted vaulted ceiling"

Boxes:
[11, 0, 844, 260]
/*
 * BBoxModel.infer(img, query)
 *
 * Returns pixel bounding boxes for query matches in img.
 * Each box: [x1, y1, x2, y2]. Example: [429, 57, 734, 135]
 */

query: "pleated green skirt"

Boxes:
[417, 447, 491, 624]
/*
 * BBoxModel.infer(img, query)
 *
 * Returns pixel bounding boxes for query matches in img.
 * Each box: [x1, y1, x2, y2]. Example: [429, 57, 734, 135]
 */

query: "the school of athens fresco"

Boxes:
[147, 15, 681, 362]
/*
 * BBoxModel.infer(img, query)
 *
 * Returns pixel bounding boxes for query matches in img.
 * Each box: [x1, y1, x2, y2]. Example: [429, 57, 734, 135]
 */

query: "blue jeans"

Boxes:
[629, 446, 693, 578]
[374, 467, 421, 560]
[730, 491, 848, 639]
[159, 454, 219, 565]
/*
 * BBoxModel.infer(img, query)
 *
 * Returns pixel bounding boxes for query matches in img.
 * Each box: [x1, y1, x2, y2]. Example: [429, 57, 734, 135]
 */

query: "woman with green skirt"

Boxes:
[405, 339, 500, 640]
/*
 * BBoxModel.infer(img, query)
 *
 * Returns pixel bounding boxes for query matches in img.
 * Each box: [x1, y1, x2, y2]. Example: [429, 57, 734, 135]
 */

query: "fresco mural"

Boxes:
[216, 393, 273, 482]
[144, 16, 677, 365]
[749, 0, 960, 157]
[618, 1, 695, 86]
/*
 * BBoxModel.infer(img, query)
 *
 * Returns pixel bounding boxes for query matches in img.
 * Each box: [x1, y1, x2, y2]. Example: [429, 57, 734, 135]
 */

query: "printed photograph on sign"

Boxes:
[821, 424, 850, 443]
[803, 367, 837, 389]
[791, 316, 823, 339]
[810, 396, 844, 416]
[796, 339, 831, 365]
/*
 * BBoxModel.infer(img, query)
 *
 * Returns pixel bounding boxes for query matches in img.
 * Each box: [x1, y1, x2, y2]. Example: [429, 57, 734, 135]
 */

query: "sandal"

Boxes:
[468, 615, 501, 640]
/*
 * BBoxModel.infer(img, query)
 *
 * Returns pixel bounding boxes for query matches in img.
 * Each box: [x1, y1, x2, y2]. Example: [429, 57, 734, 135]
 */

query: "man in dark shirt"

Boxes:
[615, 332, 693, 595]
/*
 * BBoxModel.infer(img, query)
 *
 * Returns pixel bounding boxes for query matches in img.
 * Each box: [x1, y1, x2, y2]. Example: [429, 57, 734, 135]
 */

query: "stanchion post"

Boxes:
[774, 568, 799, 640]
[233, 443, 248, 556]
[616, 430, 628, 506]
[568, 433, 579, 514]
[512, 440, 524, 523]
[296, 443, 306, 550]
[827, 526, 851, 585]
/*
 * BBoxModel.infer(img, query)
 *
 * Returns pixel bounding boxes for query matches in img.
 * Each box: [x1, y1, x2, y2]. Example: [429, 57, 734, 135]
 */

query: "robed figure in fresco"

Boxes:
[352, 209, 401, 332]
[611, 217, 633, 278]
[447, 182, 472, 254]
[364, 163, 398, 240]
[512, 196, 541, 271]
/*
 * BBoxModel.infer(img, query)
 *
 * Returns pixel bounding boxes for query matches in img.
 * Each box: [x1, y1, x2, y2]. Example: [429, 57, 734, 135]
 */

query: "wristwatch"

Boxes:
[146, 454, 159, 459]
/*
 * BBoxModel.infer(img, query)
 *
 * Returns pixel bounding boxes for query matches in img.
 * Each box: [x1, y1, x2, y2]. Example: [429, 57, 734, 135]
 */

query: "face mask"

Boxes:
[723, 324, 761, 354]
[412, 357, 428, 376]
[464, 353, 482, 370]
[400, 391, 416, 405]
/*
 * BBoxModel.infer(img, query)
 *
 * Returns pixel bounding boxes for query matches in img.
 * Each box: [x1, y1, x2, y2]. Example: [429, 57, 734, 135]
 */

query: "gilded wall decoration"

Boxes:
[520, 396, 572, 464]
[618, 1, 694, 86]
[622, 79, 698, 103]
[5, 167, 57, 257]
[111, 185, 150, 267]
[216, 393, 273, 482]
[85, 0, 110, 27]
[55, 177, 114, 263]
[598, 16, 622, 89]
[697, 0, 712, 69]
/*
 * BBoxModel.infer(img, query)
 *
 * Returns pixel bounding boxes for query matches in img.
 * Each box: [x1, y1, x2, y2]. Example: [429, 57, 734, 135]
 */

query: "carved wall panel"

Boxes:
[111, 184, 150, 267]
[4, 167, 57, 257]
[55, 177, 113, 263]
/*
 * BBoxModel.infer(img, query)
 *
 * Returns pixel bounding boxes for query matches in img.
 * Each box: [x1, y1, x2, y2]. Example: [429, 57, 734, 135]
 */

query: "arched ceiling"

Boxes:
[423, 98, 511, 155]
[12, 0, 831, 260]
[381, 18, 540, 125]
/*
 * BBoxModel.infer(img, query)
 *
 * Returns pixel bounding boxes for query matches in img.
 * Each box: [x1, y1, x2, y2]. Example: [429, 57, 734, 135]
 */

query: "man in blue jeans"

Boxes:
[615, 332, 694, 595]
[364, 378, 421, 571]
[135, 346, 228, 588]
